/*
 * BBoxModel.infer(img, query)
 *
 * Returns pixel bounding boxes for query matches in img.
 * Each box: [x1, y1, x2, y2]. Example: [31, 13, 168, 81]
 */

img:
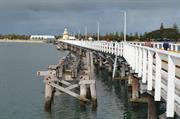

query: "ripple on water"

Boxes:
[0, 42, 148, 119]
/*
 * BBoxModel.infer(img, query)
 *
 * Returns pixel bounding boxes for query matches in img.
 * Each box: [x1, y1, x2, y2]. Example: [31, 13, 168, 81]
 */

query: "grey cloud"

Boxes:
[0, 0, 179, 35]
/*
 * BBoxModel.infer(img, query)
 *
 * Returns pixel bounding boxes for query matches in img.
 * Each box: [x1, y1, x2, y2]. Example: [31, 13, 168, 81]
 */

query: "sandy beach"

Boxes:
[0, 39, 45, 43]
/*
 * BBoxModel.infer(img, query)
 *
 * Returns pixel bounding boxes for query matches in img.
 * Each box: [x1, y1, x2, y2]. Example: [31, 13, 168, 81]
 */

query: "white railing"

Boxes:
[129, 41, 180, 51]
[60, 40, 180, 117]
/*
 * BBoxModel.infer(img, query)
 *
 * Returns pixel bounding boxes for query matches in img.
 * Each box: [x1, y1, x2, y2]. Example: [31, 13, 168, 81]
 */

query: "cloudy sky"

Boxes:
[0, 0, 180, 35]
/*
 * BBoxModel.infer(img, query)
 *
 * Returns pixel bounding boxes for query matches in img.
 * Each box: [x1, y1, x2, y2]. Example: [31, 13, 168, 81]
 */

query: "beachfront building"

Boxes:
[30, 35, 55, 40]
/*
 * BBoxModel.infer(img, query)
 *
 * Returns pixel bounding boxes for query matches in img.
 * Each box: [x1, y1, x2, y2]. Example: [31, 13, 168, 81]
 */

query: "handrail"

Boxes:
[59, 40, 180, 118]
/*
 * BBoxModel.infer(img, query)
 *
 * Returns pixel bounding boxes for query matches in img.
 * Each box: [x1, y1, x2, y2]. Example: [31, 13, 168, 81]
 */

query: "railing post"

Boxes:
[123, 42, 126, 57]
[117, 42, 120, 56]
[154, 52, 161, 101]
[105, 42, 107, 52]
[166, 55, 175, 117]
[108, 42, 111, 53]
[157, 43, 160, 49]
[120, 42, 123, 56]
[111, 42, 114, 54]
[102, 42, 105, 52]
[135, 47, 138, 73]
[147, 50, 153, 91]
[142, 48, 147, 83]
[114, 42, 117, 55]
[138, 47, 142, 77]
[175, 45, 178, 51]
[132, 46, 135, 70]
[170, 44, 173, 51]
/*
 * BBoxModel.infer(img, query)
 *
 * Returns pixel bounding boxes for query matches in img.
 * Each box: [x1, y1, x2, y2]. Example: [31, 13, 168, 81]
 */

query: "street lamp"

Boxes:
[120, 11, 126, 42]
[97, 21, 100, 41]
[85, 26, 87, 40]
[78, 29, 80, 40]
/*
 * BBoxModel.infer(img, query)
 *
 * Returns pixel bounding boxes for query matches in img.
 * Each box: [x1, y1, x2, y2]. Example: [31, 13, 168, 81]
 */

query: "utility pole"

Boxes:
[78, 29, 80, 40]
[85, 26, 87, 40]
[97, 21, 100, 41]
[120, 11, 127, 42]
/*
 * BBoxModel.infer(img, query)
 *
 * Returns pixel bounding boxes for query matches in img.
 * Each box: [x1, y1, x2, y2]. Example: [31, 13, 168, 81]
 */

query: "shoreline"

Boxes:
[0, 39, 45, 43]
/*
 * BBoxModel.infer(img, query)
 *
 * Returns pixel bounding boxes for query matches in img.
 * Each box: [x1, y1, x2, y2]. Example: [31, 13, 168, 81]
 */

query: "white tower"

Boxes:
[63, 28, 69, 40]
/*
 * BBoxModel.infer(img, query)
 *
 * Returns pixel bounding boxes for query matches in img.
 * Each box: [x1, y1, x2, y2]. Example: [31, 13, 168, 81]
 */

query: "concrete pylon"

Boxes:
[80, 83, 87, 107]
[90, 83, 97, 110]
[44, 79, 53, 111]
[132, 76, 139, 100]
[148, 95, 157, 119]
[99, 57, 103, 69]
[108, 64, 113, 74]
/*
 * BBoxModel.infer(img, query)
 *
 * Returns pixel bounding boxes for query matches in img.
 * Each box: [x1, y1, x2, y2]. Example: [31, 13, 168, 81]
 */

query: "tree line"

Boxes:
[75, 23, 180, 42]
[1, 23, 180, 42]
[0, 34, 30, 40]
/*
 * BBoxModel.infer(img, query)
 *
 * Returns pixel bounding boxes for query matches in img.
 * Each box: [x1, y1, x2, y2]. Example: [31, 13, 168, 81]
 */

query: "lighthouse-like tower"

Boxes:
[63, 28, 69, 40]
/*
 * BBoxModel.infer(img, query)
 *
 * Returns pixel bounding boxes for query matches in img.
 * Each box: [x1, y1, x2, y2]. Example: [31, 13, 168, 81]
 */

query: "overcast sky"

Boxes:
[0, 0, 180, 35]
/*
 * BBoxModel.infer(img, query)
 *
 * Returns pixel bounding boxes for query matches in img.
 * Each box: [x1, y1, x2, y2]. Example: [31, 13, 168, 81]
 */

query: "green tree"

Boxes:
[134, 32, 139, 39]
[173, 23, 178, 30]
[160, 23, 164, 30]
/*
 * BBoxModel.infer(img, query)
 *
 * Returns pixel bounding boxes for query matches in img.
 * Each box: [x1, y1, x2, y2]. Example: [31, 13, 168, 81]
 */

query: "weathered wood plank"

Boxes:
[48, 65, 59, 70]
[37, 70, 56, 76]
[65, 84, 79, 90]
[50, 83, 89, 102]
[51, 78, 71, 86]
[79, 80, 95, 85]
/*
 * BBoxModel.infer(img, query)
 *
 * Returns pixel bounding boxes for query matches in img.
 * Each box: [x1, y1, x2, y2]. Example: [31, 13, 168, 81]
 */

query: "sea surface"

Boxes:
[0, 42, 148, 119]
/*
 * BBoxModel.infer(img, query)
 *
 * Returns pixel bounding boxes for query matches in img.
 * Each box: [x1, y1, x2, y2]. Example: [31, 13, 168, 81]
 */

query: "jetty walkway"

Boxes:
[58, 40, 180, 118]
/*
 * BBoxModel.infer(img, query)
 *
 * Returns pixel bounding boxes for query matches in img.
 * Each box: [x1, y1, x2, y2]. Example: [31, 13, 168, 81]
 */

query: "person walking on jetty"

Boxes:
[144, 39, 152, 47]
[163, 41, 170, 50]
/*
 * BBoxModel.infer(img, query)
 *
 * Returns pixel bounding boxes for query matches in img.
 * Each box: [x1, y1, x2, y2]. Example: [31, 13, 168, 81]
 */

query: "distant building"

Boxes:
[88, 37, 93, 41]
[62, 28, 77, 40]
[69, 36, 76, 40]
[30, 35, 55, 40]
[63, 28, 69, 40]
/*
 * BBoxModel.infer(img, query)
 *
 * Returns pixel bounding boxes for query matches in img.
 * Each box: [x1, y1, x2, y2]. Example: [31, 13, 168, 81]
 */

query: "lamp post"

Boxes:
[78, 29, 80, 40]
[120, 11, 126, 42]
[97, 21, 100, 41]
[85, 26, 87, 40]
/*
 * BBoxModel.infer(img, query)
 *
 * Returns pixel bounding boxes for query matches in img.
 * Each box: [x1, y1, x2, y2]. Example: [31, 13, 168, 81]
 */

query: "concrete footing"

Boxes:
[99, 58, 103, 69]
[128, 74, 133, 86]
[90, 83, 97, 110]
[148, 94, 157, 119]
[108, 64, 113, 74]
[44, 83, 53, 111]
[131, 76, 139, 101]
[94, 58, 98, 65]
[120, 64, 126, 78]
[80, 83, 87, 107]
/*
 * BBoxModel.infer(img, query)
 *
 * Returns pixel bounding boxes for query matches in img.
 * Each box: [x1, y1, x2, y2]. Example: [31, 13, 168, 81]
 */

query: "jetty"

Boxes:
[36, 25, 180, 118]
[54, 40, 180, 118]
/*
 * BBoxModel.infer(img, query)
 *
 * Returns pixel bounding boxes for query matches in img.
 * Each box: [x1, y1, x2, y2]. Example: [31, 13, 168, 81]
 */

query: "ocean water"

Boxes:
[0, 42, 147, 119]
